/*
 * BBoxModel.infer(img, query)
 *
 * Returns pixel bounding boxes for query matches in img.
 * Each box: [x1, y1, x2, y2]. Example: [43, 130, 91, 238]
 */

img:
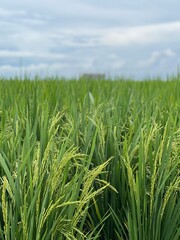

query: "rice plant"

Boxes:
[0, 78, 179, 239]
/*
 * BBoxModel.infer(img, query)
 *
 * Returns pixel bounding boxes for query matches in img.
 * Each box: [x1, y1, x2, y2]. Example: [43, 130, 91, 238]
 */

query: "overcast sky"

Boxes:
[0, 0, 180, 79]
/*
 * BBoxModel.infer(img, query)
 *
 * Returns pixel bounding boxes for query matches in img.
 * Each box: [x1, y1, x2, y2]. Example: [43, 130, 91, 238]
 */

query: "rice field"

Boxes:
[0, 77, 179, 240]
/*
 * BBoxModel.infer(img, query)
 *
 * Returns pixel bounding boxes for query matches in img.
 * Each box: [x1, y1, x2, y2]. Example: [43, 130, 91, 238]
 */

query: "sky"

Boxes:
[0, 0, 180, 79]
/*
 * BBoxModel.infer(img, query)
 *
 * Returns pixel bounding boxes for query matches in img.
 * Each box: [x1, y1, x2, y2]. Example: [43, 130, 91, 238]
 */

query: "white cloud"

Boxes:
[0, 8, 26, 17]
[111, 60, 126, 69]
[0, 63, 67, 77]
[138, 49, 176, 67]
[164, 49, 176, 57]
[45, 21, 180, 48]
[15, 18, 46, 25]
[4, 30, 56, 52]
[0, 2, 136, 21]
[1, 15, 180, 54]
[100, 22, 180, 46]
[0, 50, 66, 60]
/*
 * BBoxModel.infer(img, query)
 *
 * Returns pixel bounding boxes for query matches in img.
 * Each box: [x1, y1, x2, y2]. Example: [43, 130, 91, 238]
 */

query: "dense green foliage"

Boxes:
[0, 78, 179, 239]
